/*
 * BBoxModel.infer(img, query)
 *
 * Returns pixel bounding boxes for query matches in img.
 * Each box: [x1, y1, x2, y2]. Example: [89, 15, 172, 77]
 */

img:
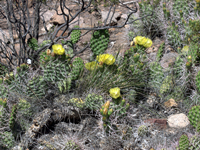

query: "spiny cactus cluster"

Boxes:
[188, 105, 200, 129]
[84, 93, 104, 111]
[71, 57, 84, 80]
[160, 75, 173, 95]
[0, 131, 15, 149]
[57, 78, 72, 94]
[110, 99, 130, 118]
[166, 25, 182, 49]
[123, 46, 148, 83]
[90, 29, 109, 56]
[71, 25, 81, 44]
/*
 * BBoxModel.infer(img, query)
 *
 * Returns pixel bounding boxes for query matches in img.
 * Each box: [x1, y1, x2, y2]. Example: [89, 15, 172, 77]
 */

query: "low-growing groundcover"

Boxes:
[0, 0, 200, 149]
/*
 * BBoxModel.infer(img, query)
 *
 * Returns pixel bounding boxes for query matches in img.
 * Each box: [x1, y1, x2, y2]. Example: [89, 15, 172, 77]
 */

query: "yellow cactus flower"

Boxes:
[109, 87, 121, 99]
[96, 54, 110, 63]
[104, 54, 115, 65]
[133, 36, 153, 48]
[52, 44, 65, 55]
[96, 54, 115, 65]
[85, 61, 98, 71]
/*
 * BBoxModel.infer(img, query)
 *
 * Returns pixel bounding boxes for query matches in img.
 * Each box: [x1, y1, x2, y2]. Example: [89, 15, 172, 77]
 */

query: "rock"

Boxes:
[146, 93, 157, 108]
[121, 14, 127, 19]
[160, 52, 179, 69]
[41, 23, 53, 32]
[41, 10, 55, 22]
[144, 118, 168, 129]
[55, 30, 68, 37]
[50, 6, 72, 25]
[167, 113, 190, 128]
[101, 11, 120, 24]
[164, 98, 178, 108]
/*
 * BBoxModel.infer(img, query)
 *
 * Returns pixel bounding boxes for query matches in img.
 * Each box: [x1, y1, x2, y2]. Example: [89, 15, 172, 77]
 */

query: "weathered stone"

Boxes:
[50, 6, 72, 25]
[167, 113, 190, 128]
[164, 98, 178, 108]
[160, 52, 179, 69]
[101, 11, 120, 24]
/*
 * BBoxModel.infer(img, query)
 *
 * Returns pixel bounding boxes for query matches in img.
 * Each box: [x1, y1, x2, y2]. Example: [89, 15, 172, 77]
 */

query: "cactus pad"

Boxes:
[188, 105, 200, 129]
[71, 25, 81, 44]
[90, 29, 109, 56]
[178, 134, 190, 150]
[71, 57, 84, 80]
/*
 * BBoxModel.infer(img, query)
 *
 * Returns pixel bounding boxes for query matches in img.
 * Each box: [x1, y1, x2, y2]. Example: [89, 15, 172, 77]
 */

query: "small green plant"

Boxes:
[27, 38, 39, 51]
[156, 42, 165, 61]
[65, 140, 81, 150]
[159, 75, 173, 95]
[110, 99, 130, 118]
[84, 93, 104, 110]
[137, 125, 148, 137]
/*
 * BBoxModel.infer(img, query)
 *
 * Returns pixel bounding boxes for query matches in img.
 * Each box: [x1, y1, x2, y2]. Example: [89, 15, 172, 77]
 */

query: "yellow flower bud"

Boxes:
[46, 49, 51, 55]
[103, 108, 108, 116]
[104, 101, 110, 109]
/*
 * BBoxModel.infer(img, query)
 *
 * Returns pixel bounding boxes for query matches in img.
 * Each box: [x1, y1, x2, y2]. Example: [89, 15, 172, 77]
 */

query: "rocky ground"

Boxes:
[0, 0, 200, 150]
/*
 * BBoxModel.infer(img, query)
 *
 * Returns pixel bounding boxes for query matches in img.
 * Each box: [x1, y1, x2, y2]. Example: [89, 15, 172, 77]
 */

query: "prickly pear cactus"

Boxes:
[70, 57, 84, 80]
[189, 135, 200, 150]
[84, 93, 104, 110]
[148, 62, 164, 91]
[71, 25, 81, 44]
[137, 125, 148, 137]
[178, 134, 190, 150]
[16, 99, 32, 130]
[166, 26, 182, 49]
[188, 105, 200, 129]
[0, 131, 15, 149]
[43, 58, 70, 83]
[90, 29, 109, 56]
[27, 75, 48, 99]
[57, 78, 71, 93]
